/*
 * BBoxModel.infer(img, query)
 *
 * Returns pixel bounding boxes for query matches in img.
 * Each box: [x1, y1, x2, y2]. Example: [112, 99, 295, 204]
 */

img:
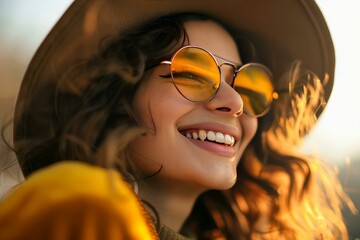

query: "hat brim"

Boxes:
[14, 0, 334, 133]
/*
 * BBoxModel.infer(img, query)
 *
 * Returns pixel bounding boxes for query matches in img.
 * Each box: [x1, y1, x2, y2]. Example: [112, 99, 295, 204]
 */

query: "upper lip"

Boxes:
[177, 122, 241, 141]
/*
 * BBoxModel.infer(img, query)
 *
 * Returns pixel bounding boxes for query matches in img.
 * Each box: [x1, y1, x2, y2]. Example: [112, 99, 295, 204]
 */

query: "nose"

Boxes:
[204, 68, 244, 117]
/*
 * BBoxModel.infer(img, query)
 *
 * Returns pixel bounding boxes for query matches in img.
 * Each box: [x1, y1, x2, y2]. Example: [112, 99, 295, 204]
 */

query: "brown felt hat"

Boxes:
[13, 0, 334, 171]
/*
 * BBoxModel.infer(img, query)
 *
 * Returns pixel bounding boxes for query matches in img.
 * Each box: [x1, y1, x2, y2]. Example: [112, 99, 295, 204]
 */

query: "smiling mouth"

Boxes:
[180, 129, 236, 147]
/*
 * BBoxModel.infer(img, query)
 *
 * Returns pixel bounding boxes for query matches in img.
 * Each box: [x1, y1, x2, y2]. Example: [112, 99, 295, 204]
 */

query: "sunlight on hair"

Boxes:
[259, 62, 355, 239]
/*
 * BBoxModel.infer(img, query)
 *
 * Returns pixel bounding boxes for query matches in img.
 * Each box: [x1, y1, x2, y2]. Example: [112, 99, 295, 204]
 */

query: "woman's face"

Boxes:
[130, 20, 257, 190]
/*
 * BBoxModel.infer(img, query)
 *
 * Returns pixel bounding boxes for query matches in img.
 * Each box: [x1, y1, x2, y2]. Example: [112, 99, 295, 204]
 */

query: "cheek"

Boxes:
[130, 74, 193, 174]
[133, 69, 196, 137]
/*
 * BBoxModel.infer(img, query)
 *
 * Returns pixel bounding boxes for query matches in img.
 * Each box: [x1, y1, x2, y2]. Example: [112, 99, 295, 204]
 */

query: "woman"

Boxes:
[0, 0, 352, 239]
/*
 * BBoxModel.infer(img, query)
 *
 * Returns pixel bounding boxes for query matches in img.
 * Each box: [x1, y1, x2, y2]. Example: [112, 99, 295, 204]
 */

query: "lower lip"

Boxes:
[184, 137, 237, 157]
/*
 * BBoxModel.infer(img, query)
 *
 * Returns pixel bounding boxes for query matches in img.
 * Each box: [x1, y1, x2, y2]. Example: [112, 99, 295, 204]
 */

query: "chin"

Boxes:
[198, 169, 237, 191]
[215, 176, 237, 190]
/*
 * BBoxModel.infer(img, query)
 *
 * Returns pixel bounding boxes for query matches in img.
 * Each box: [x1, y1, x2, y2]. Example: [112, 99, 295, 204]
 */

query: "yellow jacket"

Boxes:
[0, 161, 158, 240]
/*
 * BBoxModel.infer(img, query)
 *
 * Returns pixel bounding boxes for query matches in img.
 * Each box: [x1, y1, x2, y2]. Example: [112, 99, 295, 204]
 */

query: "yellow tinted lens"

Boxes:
[171, 47, 220, 101]
[234, 64, 274, 116]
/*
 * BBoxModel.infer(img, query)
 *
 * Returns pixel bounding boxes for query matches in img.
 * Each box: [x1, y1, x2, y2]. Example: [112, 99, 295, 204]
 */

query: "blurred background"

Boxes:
[0, 0, 359, 237]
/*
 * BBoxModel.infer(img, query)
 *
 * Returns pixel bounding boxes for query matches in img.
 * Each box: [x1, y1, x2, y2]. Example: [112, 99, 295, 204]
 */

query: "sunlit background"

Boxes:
[0, 0, 359, 236]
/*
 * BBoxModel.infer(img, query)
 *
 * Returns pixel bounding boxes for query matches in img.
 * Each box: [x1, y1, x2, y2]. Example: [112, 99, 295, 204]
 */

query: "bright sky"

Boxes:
[303, 0, 360, 164]
[1, 0, 359, 165]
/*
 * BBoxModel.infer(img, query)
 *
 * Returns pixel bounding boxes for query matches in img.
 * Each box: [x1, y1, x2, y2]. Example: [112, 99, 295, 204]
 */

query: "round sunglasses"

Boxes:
[159, 45, 277, 117]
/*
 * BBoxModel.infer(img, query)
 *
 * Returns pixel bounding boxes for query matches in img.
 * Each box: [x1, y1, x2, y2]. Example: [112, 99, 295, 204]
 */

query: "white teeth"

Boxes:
[224, 134, 232, 145]
[207, 131, 216, 141]
[192, 132, 198, 140]
[183, 129, 236, 146]
[199, 130, 207, 141]
[215, 132, 225, 143]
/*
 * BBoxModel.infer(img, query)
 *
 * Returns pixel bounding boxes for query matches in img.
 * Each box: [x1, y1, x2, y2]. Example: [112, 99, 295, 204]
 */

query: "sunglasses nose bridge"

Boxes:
[219, 62, 237, 86]
[219, 62, 237, 70]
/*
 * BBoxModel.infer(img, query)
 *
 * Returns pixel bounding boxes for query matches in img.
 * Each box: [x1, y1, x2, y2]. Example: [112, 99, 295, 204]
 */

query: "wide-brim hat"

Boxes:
[14, 0, 334, 158]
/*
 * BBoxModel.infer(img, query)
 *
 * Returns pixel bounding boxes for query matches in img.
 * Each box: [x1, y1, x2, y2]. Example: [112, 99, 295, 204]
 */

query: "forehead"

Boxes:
[183, 20, 241, 64]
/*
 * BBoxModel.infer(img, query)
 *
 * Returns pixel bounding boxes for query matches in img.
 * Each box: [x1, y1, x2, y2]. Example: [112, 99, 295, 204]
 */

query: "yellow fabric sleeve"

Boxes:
[0, 161, 157, 240]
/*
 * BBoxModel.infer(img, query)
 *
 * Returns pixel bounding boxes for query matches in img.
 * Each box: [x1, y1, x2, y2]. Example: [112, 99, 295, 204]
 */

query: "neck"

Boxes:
[137, 176, 205, 232]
